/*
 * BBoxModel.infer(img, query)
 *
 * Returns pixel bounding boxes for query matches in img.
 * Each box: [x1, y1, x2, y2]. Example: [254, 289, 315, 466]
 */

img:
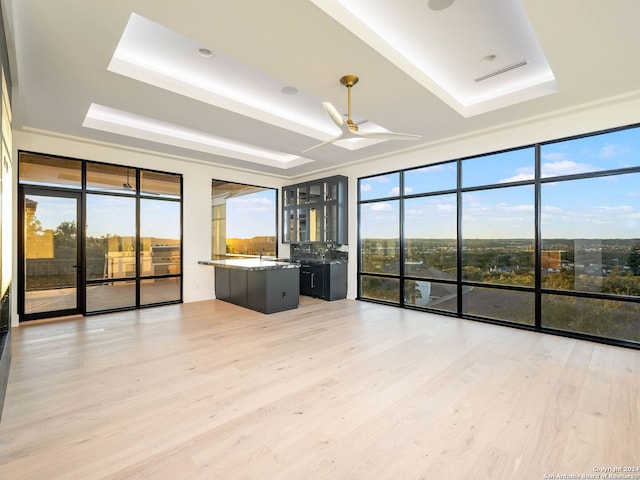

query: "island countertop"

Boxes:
[198, 259, 300, 271]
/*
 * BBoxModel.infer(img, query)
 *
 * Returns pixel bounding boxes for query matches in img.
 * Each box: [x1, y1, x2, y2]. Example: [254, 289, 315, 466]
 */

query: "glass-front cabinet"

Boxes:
[282, 175, 347, 244]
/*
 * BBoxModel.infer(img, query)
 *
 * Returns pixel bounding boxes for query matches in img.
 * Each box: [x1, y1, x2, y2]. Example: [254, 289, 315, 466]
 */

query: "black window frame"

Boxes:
[357, 123, 640, 350]
[17, 150, 183, 320]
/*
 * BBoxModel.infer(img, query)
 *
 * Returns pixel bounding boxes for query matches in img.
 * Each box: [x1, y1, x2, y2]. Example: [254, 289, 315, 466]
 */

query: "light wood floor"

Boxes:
[0, 297, 638, 480]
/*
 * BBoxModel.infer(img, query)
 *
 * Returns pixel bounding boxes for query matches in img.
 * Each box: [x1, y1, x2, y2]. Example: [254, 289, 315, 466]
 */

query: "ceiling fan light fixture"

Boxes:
[302, 74, 421, 153]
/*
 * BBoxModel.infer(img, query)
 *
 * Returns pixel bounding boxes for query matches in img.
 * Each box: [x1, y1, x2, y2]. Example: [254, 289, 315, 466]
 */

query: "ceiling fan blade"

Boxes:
[322, 101, 353, 135]
[322, 101, 345, 127]
[354, 130, 422, 141]
[301, 133, 346, 154]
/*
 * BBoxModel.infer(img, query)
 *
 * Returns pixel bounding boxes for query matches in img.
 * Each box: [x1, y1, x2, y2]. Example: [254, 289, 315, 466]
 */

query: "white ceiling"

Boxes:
[2, 0, 640, 180]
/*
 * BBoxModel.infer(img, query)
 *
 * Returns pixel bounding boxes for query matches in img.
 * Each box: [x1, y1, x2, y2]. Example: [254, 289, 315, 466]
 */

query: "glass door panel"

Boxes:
[140, 198, 181, 277]
[141, 198, 181, 305]
[309, 206, 322, 242]
[297, 208, 308, 242]
[85, 194, 137, 313]
[86, 194, 136, 280]
[309, 183, 321, 203]
[283, 208, 294, 243]
[23, 191, 80, 316]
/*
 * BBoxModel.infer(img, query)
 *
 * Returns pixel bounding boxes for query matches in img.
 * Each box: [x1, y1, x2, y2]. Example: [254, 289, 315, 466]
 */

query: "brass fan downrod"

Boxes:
[340, 74, 359, 132]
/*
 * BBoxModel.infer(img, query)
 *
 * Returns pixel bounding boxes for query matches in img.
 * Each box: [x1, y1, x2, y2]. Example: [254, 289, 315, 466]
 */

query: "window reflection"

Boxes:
[141, 170, 181, 198]
[404, 280, 457, 314]
[19, 153, 81, 188]
[140, 277, 181, 305]
[360, 275, 400, 304]
[463, 287, 535, 325]
[86, 281, 136, 312]
[87, 163, 136, 194]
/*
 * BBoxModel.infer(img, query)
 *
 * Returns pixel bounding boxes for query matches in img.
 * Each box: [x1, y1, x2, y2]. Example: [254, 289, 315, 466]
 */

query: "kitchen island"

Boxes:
[199, 259, 300, 314]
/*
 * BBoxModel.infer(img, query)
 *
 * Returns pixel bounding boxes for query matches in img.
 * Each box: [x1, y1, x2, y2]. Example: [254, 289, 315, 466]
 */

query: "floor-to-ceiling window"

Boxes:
[18, 152, 182, 320]
[358, 123, 640, 348]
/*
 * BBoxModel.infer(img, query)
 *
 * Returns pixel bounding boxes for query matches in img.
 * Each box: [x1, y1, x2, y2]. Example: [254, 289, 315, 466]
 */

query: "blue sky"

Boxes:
[360, 127, 640, 239]
[27, 127, 640, 242]
[29, 194, 181, 240]
[29, 189, 275, 241]
[225, 190, 276, 238]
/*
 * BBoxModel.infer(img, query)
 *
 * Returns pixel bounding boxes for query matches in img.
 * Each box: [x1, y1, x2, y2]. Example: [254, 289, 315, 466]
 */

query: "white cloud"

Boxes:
[599, 143, 629, 159]
[370, 202, 393, 212]
[410, 163, 454, 173]
[541, 152, 566, 162]
[499, 166, 534, 183]
[436, 203, 456, 213]
[541, 158, 598, 177]
[228, 195, 274, 213]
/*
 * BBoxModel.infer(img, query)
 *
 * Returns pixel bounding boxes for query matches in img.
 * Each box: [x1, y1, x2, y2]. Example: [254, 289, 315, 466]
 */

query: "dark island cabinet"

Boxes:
[212, 262, 300, 314]
[282, 175, 347, 244]
[300, 262, 347, 301]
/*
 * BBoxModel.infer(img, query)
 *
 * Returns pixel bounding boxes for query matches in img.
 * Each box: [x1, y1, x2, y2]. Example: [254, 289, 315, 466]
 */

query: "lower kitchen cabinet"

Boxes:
[299, 262, 347, 301]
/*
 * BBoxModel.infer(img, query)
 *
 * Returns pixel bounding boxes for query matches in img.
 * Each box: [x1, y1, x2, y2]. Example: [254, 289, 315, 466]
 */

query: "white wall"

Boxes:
[12, 93, 640, 323]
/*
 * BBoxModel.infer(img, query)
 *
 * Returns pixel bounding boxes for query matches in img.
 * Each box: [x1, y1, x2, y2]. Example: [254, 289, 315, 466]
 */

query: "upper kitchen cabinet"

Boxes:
[282, 175, 348, 245]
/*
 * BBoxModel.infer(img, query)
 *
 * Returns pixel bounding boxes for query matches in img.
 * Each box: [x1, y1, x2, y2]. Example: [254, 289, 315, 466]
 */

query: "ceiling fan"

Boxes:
[303, 75, 421, 154]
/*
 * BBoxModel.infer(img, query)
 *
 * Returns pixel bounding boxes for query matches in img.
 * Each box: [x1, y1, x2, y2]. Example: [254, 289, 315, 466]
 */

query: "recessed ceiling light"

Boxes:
[281, 86, 298, 95]
[428, 0, 455, 11]
[197, 47, 213, 57]
[481, 54, 497, 63]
